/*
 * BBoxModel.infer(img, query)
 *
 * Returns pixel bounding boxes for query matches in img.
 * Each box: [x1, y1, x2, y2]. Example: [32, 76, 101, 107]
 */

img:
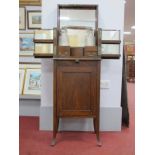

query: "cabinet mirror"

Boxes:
[34, 30, 53, 40]
[35, 43, 53, 54]
[58, 5, 98, 29]
[101, 44, 120, 54]
[102, 30, 120, 41]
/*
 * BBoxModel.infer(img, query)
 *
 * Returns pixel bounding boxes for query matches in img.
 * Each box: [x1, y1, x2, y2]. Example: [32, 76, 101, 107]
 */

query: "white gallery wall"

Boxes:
[40, 0, 125, 131]
[19, 6, 41, 116]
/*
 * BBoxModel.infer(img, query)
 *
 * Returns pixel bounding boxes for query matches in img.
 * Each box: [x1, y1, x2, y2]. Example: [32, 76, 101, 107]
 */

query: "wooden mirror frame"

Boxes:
[57, 4, 98, 30]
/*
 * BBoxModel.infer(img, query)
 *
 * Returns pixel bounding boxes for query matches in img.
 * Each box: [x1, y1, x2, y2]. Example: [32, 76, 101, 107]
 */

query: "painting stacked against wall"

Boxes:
[19, 3, 42, 97]
[19, 7, 41, 56]
[19, 64, 41, 95]
[19, 32, 34, 56]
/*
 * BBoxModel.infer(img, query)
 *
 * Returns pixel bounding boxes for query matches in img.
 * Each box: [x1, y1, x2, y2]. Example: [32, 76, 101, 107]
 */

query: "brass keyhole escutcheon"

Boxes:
[75, 59, 80, 63]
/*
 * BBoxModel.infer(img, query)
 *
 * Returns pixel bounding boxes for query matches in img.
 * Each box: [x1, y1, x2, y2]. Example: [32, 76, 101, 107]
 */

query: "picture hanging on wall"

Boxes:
[19, 32, 34, 56]
[27, 11, 41, 29]
[19, 7, 26, 30]
[19, 69, 25, 95]
[23, 69, 41, 95]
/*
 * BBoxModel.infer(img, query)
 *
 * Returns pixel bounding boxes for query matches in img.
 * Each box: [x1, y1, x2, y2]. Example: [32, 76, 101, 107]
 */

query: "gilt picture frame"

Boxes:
[27, 11, 41, 29]
[19, 69, 26, 95]
[19, 7, 26, 30]
[19, 0, 41, 6]
[23, 69, 41, 95]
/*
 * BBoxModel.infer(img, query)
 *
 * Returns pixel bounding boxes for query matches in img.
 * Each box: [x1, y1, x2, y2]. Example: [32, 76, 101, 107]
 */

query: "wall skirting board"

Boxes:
[40, 106, 122, 131]
[19, 99, 40, 116]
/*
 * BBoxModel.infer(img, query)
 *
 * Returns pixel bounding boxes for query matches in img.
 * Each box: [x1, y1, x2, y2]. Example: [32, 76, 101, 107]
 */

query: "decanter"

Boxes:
[59, 28, 69, 46]
[85, 29, 95, 46]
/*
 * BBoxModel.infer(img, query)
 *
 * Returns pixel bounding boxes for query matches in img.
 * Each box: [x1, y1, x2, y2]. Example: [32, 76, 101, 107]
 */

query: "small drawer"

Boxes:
[70, 47, 83, 57]
[58, 46, 70, 57]
[84, 46, 98, 57]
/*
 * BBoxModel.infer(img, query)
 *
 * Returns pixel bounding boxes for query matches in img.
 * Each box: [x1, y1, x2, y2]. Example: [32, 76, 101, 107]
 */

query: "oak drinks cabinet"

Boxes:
[33, 4, 121, 146]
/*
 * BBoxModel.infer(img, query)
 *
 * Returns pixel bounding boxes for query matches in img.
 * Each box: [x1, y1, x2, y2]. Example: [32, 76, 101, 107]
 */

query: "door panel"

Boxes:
[56, 61, 98, 117]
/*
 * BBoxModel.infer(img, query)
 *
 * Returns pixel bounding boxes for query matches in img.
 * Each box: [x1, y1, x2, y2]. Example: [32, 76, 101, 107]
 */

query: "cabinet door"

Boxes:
[56, 61, 100, 117]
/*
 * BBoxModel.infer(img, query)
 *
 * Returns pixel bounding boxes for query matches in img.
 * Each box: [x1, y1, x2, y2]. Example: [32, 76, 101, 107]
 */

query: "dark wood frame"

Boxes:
[33, 28, 58, 58]
[57, 5, 99, 58]
[101, 29, 121, 58]
[19, 7, 26, 30]
[101, 40, 121, 44]
[57, 4, 98, 29]
[27, 10, 41, 29]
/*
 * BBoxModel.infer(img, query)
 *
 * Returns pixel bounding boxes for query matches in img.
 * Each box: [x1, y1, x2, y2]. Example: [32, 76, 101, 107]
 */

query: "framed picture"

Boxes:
[34, 30, 53, 40]
[19, 69, 25, 95]
[35, 43, 53, 54]
[19, 7, 26, 30]
[27, 11, 41, 29]
[101, 44, 120, 54]
[23, 69, 41, 95]
[102, 30, 120, 40]
[19, 32, 34, 56]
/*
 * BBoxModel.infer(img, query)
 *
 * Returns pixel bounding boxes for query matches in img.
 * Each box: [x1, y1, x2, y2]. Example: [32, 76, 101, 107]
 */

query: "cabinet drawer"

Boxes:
[56, 60, 100, 67]
[84, 46, 98, 57]
[58, 46, 70, 57]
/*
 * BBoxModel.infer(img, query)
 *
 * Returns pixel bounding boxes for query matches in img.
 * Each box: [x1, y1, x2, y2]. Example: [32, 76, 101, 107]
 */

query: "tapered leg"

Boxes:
[93, 118, 96, 133]
[94, 116, 102, 147]
[51, 117, 59, 146]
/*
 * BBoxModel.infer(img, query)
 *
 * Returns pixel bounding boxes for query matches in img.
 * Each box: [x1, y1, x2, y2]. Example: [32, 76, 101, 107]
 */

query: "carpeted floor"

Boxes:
[19, 83, 135, 155]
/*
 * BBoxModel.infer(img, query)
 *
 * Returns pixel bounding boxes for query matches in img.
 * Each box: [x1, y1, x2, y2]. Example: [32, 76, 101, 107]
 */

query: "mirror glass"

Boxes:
[101, 44, 120, 54]
[102, 30, 120, 40]
[34, 30, 53, 40]
[35, 43, 53, 54]
[60, 9, 96, 29]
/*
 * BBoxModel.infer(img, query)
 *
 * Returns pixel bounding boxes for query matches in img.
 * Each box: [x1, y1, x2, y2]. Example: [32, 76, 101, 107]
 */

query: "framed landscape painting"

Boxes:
[27, 11, 41, 29]
[19, 32, 34, 56]
[19, 69, 25, 95]
[19, 7, 26, 30]
[23, 69, 41, 95]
